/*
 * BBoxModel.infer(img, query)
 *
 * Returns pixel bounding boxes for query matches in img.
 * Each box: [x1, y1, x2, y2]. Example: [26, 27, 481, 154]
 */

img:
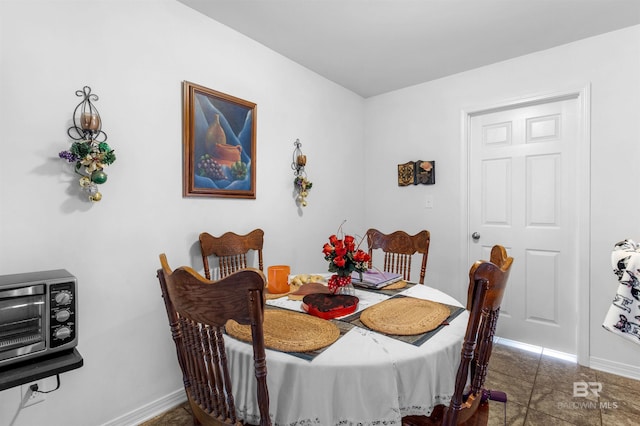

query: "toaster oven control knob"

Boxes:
[55, 291, 72, 305]
[54, 327, 72, 340]
[56, 309, 71, 322]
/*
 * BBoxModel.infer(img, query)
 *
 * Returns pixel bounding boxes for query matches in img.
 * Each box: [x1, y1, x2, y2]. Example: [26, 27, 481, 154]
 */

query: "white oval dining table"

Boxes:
[224, 283, 469, 426]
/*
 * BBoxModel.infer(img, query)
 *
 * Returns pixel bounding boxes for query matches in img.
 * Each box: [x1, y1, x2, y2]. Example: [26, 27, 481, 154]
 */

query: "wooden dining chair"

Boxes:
[402, 245, 513, 426]
[199, 228, 264, 280]
[157, 254, 271, 426]
[365, 228, 431, 284]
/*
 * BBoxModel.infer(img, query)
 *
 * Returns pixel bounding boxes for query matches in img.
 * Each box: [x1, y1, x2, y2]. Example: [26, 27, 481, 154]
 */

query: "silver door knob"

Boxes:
[472, 232, 481, 241]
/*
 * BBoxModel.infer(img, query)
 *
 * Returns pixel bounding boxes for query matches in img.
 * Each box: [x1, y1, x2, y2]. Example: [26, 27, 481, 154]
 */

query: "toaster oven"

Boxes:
[0, 269, 77, 368]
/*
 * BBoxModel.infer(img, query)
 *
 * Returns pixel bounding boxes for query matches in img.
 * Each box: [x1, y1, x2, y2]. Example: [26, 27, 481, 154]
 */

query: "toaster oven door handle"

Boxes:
[0, 285, 45, 299]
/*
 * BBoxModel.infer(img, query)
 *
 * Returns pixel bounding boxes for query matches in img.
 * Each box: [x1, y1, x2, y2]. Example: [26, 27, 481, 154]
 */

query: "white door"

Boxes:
[468, 96, 579, 354]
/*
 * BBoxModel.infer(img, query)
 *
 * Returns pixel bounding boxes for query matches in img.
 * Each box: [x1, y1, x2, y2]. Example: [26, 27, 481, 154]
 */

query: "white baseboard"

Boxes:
[589, 356, 640, 381]
[497, 337, 640, 381]
[100, 388, 187, 426]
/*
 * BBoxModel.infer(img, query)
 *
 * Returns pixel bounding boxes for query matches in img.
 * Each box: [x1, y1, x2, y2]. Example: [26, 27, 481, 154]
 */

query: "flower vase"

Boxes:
[328, 274, 356, 296]
[336, 282, 356, 296]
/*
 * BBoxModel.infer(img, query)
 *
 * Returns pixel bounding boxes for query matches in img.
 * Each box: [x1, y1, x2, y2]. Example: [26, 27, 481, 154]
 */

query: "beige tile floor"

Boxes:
[140, 339, 640, 426]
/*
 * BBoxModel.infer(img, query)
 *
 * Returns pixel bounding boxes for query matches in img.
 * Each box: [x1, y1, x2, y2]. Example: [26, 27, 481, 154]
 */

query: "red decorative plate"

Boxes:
[302, 294, 359, 320]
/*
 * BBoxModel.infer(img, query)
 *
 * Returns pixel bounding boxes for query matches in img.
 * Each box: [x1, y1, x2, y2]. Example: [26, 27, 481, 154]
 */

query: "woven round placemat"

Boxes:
[226, 309, 340, 352]
[382, 280, 408, 290]
[360, 297, 450, 336]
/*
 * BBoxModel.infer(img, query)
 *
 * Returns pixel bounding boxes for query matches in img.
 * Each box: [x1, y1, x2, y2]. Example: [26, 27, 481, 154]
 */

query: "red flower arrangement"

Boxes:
[322, 234, 371, 293]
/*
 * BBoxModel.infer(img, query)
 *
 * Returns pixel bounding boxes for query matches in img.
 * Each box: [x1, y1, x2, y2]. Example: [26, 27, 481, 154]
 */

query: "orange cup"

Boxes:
[267, 265, 291, 294]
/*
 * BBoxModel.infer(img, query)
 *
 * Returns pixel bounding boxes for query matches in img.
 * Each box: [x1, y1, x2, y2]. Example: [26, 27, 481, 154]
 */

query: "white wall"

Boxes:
[364, 25, 640, 373]
[0, 1, 364, 425]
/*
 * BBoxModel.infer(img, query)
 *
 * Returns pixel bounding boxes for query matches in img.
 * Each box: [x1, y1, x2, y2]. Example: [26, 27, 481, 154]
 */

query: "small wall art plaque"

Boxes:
[397, 160, 435, 186]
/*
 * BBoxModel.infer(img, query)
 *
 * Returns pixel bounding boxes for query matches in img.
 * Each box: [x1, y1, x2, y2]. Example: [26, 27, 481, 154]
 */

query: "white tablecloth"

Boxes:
[225, 285, 468, 426]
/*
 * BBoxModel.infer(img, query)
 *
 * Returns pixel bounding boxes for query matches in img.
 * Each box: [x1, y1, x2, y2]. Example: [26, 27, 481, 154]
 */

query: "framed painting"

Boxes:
[182, 81, 257, 198]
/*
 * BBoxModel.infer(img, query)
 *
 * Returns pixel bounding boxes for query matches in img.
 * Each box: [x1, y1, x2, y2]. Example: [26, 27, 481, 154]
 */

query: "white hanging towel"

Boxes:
[602, 239, 640, 345]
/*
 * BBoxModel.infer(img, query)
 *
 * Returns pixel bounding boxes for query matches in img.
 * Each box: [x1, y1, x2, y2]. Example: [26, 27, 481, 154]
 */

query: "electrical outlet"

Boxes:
[21, 380, 45, 407]
[425, 195, 434, 209]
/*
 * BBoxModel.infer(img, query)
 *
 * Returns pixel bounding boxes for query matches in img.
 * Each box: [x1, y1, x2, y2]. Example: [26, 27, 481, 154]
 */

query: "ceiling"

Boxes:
[177, 0, 640, 98]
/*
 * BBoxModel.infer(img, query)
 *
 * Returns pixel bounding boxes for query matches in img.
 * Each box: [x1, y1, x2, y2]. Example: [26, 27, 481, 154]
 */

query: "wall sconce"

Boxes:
[292, 139, 312, 207]
[58, 86, 116, 202]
